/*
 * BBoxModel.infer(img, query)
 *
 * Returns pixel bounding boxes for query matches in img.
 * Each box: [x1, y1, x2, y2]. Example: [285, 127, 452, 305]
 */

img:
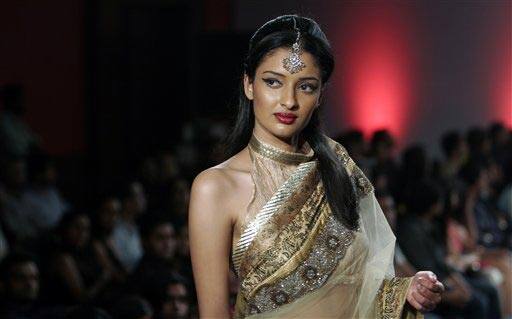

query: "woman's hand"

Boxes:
[406, 271, 444, 313]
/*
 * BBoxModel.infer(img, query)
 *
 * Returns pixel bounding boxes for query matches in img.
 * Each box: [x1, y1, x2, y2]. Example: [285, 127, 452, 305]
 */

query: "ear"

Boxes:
[243, 74, 254, 100]
[316, 89, 325, 108]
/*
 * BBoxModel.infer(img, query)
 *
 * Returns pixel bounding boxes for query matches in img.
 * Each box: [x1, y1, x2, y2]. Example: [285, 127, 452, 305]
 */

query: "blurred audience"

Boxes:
[109, 295, 153, 319]
[45, 211, 114, 305]
[397, 181, 501, 319]
[0, 84, 40, 159]
[0, 251, 66, 318]
[110, 182, 146, 272]
[23, 152, 68, 237]
[0, 103, 509, 319]
[0, 157, 37, 244]
[91, 194, 127, 286]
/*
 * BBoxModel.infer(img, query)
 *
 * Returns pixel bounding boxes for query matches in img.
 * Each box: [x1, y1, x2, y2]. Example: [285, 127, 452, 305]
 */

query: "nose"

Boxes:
[280, 85, 298, 110]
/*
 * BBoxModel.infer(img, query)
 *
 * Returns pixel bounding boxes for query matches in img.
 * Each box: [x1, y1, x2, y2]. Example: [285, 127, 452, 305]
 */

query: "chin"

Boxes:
[270, 127, 299, 141]
[275, 122, 308, 138]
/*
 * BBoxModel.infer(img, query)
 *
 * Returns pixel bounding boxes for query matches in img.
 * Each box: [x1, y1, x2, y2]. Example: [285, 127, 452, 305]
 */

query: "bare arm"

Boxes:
[189, 169, 234, 318]
[55, 253, 111, 303]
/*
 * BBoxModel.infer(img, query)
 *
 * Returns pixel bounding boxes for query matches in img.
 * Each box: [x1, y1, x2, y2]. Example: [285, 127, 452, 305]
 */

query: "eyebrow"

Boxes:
[262, 70, 319, 81]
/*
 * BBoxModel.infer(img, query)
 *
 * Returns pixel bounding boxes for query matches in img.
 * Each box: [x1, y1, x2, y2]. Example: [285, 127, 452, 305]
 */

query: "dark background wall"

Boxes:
[0, 0, 86, 155]
[234, 0, 511, 154]
[0, 0, 510, 199]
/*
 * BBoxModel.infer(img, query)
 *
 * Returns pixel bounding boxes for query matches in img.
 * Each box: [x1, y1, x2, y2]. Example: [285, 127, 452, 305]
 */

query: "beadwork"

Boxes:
[282, 18, 306, 74]
[245, 214, 357, 315]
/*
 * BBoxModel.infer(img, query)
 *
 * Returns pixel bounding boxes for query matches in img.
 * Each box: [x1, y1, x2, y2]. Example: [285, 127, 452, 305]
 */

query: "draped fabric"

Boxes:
[231, 135, 422, 319]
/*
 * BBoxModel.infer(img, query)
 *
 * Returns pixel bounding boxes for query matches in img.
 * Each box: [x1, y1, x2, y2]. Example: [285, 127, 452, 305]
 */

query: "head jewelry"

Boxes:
[282, 17, 306, 74]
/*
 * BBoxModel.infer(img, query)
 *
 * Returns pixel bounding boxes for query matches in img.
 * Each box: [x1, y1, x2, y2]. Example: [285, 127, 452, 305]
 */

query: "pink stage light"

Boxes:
[331, 4, 419, 145]
[488, 17, 512, 127]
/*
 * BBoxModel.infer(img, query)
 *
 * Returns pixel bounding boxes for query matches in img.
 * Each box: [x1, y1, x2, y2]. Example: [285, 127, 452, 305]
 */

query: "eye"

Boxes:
[262, 78, 282, 88]
[298, 82, 318, 93]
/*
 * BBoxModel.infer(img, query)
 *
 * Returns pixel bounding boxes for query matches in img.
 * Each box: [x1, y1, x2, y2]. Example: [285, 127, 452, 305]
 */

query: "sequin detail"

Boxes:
[303, 266, 318, 281]
[377, 277, 414, 319]
[248, 135, 314, 165]
[232, 160, 317, 273]
[244, 215, 356, 315]
[282, 42, 306, 74]
[332, 142, 374, 197]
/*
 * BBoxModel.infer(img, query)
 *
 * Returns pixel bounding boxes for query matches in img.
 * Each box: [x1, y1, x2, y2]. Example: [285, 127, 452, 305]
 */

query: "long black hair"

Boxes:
[224, 15, 359, 230]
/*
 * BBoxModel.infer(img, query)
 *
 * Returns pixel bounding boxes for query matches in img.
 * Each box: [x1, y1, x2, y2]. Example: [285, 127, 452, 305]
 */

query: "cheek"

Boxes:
[296, 97, 319, 122]
[252, 84, 279, 109]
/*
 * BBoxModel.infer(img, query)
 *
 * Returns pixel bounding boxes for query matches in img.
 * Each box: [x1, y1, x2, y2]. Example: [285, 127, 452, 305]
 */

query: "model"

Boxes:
[189, 15, 443, 318]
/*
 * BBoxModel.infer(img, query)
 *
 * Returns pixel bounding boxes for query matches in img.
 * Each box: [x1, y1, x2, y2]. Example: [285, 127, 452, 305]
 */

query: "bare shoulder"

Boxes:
[190, 149, 252, 221]
[191, 166, 234, 198]
[191, 152, 249, 197]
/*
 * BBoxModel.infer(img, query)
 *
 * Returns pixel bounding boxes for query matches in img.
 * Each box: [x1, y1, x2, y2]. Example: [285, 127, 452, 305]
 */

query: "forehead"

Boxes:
[256, 47, 321, 78]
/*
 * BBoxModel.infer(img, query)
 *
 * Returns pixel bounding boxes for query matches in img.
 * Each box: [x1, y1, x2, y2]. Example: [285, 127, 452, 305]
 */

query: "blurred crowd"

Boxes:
[0, 83, 510, 319]
[337, 123, 512, 319]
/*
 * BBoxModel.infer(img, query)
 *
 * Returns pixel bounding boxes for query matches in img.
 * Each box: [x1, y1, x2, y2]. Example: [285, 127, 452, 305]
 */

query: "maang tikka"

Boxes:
[282, 18, 306, 74]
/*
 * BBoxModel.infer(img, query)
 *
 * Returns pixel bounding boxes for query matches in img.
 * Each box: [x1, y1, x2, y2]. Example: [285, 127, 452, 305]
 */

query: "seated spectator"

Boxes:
[130, 213, 178, 291]
[443, 187, 480, 271]
[497, 157, 512, 218]
[397, 145, 430, 204]
[0, 84, 40, 159]
[397, 181, 501, 319]
[466, 127, 492, 163]
[164, 276, 191, 319]
[110, 182, 146, 272]
[335, 129, 371, 176]
[375, 190, 416, 277]
[142, 273, 191, 319]
[439, 131, 468, 186]
[461, 160, 511, 250]
[109, 295, 153, 319]
[91, 194, 127, 285]
[488, 122, 509, 166]
[369, 129, 400, 196]
[461, 160, 512, 317]
[46, 211, 113, 305]
[0, 185, 9, 261]
[0, 157, 36, 245]
[0, 251, 64, 319]
[0, 222, 9, 262]
[168, 178, 190, 228]
[130, 214, 190, 317]
[23, 152, 68, 237]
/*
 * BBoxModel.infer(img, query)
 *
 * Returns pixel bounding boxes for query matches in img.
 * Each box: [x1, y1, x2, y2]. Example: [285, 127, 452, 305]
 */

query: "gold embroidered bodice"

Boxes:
[231, 135, 315, 272]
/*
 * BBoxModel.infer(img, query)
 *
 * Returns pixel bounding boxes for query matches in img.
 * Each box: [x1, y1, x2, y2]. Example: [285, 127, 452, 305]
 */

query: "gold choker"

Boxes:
[249, 135, 314, 165]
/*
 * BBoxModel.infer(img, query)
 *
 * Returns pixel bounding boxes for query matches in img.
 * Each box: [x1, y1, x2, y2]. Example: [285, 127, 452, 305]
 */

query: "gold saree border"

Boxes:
[239, 181, 325, 297]
[236, 201, 358, 318]
[238, 167, 320, 280]
[248, 198, 329, 298]
[377, 277, 423, 319]
[232, 160, 317, 274]
[330, 139, 374, 197]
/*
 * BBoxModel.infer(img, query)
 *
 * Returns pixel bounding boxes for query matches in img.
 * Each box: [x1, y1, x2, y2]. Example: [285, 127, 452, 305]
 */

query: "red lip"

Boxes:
[274, 112, 297, 125]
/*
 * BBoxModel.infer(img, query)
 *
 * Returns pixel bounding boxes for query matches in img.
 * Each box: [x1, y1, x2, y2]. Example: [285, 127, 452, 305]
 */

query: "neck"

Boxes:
[252, 126, 300, 153]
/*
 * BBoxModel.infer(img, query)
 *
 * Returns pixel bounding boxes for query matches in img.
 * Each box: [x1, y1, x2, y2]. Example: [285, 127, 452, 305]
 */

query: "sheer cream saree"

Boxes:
[231, 136, 421, 319]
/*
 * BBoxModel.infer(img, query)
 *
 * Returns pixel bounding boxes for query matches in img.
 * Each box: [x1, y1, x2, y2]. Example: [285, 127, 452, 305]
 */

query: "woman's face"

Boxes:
[65, 215, 91, 248]
[99, 198, 120, 232]
[244, 47, 322, 144]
